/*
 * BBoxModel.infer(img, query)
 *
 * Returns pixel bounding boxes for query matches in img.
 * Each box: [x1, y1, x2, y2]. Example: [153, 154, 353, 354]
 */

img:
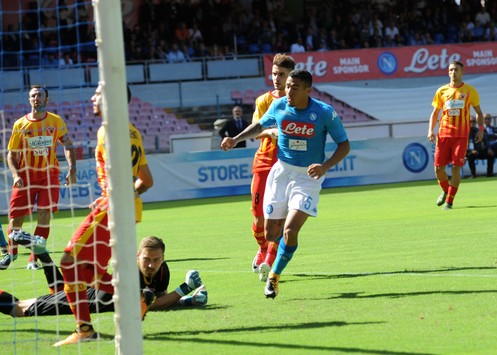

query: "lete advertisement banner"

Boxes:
[3, 136, 489, 214]
[264, 42, 497, 84]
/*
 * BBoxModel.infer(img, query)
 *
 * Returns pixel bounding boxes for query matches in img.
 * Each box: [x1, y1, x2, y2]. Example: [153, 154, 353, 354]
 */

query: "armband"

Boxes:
[479, 126, 484, 132]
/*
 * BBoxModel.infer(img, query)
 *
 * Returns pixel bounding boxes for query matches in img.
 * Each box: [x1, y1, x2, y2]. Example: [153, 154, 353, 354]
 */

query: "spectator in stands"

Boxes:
[475, 6, 491, 27]
[189, 22, 203, 46]
[59, 52, 73, 67]
[42, 52, 58, 68]
[174, 22, 190, 45]
[290, 36, 305, 53]
[384, 20, 400, 44]
[167, 43, 186, 63]
[4, 0, 497, 66]
[485, 21, 497, 41]
[218, 106, 250, 148]
[466, 117, 494, 178]
[484, 113, 497, 153]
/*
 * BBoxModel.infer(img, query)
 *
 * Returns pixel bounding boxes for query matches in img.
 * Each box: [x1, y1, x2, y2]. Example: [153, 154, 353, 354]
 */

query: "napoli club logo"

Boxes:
[265, 204, 274, 215]
[377, 52, 397, 75]
[402, 143, 429, 173]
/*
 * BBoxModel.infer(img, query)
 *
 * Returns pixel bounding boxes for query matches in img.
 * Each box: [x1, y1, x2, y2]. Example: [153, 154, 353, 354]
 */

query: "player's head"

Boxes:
[285, 69, 312, 108]
[272, 53, 296, 92]
[137, 236, 165, 279]
[28, 84, 48, 113]
[91, 84, 132, 116]
[448, 60, 464, 82]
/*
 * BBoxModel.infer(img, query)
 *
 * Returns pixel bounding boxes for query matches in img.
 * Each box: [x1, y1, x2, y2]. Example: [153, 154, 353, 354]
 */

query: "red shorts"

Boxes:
[9, 174, 60, 218]
[64, 198, 111, 275]
[251, 170, 270, 217]
[434, 137, 468, 167]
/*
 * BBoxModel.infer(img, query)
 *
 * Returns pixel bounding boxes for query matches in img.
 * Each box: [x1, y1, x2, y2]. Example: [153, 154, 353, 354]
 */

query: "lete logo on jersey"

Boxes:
[281, 120, 315, 137]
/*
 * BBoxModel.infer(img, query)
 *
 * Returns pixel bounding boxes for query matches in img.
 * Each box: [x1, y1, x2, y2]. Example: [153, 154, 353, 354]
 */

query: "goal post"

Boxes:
[92, 0, 143, 353]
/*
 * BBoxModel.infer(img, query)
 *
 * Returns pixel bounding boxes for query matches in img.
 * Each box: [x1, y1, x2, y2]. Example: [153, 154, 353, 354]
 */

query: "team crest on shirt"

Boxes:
[265, 204, 273, 215]
[23, 129, 32, 137]
[46, 126, 55, 135]
[309, 112, 318, 121]
[459, 93, 466, 100]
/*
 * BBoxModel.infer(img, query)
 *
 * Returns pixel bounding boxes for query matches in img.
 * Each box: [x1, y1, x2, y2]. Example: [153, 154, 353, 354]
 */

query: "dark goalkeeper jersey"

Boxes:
[24, 262, 170, 317]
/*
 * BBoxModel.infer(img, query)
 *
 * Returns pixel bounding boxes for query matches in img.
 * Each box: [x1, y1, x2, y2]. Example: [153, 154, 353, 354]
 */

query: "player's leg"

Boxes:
[0, 223, 7, 254]
[434, 138, 450, 206]
[264, 211, 307, 299]
[0, 289, 21, 316]
[250, 173, 268, 272]
[29, 180, 59, 269]
[5, 181, 39, 268]
[56, 208, 109, 346]
[0, 215, 25, 269]
[443, 138, 467, 209]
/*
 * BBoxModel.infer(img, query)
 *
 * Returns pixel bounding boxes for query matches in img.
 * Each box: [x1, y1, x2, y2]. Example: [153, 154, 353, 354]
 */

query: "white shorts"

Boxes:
[263, 160, 324, 219]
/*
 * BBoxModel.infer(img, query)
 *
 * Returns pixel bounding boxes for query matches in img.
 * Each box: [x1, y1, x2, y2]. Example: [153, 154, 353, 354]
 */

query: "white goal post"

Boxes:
[93, 0, 143, 353]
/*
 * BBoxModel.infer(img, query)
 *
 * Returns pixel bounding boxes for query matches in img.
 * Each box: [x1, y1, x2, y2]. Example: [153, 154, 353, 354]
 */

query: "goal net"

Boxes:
[0, 1, 142, 353]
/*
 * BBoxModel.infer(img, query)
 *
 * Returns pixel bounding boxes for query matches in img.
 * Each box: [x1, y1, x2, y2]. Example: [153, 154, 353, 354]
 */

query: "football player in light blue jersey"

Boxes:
[221, 69, 350, 298]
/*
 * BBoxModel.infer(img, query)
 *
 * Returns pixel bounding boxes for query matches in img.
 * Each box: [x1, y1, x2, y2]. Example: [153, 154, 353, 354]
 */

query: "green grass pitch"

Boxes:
[1, 178, 496, 354]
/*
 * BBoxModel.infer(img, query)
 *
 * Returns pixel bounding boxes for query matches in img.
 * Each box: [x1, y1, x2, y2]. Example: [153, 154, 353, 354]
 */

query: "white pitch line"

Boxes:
[170, 268, 497, 278]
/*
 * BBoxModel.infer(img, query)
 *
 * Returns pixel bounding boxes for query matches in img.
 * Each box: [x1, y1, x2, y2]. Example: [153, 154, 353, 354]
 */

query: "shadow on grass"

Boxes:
[145, 322, 436, 355]
[329, 289, 497, 299]
[290, 265, 496, 282]
[0, 327, 114, 342]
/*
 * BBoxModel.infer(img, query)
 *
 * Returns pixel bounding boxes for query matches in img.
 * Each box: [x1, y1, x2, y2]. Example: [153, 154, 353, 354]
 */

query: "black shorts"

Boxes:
[24, 288, 114, 317]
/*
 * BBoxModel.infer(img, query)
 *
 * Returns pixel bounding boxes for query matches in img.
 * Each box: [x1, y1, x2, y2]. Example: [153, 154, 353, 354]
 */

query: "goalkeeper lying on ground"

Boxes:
[0, 233, 207, 318]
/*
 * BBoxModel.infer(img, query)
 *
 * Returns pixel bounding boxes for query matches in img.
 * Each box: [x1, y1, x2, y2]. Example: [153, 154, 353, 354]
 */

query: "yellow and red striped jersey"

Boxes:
[252, 90, 281, 173]
[432, 83, 480, 138]
[95, 123, 148, 198]
[8, 112, 68, 180]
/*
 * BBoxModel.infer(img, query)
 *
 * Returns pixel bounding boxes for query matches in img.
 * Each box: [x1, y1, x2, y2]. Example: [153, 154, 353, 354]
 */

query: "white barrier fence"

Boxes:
[0, 136, 488, 214]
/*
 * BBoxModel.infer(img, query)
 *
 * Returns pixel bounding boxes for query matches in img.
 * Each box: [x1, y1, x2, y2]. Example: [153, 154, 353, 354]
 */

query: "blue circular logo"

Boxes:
[377, 52, 397, 75]
[402, 143, 429, 173]
[265, 204, 273, 215]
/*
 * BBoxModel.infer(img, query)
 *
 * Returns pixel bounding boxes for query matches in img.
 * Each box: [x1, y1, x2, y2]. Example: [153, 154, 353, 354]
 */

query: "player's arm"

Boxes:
[148, 290, 180, 311]
[60, 134, 77, 185]
[473, 104, 485, 143]
[220, 122, 263, 150]
[135, 163, 153, 195]
[255, 127, 278, 140]
[7, 150, 23, 188]
[428, 107, 440, 142]
[308, 140, 351, 179]
[149, 270, 205, 310]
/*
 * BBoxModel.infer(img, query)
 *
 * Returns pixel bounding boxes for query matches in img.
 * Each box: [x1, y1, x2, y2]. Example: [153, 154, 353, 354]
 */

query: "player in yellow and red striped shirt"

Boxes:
[250, 54, 295, 282]
[428, 61, 485, 210]
[54, 84, 154, 346]
[0, 85, 76, 270]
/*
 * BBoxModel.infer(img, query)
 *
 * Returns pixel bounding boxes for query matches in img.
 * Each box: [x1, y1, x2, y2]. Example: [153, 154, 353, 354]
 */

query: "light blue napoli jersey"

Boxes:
[259, 97, 348, 167]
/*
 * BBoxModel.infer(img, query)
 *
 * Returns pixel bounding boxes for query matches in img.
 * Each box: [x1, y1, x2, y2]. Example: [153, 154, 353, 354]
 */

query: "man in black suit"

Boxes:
[219, 106, 250, 148]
